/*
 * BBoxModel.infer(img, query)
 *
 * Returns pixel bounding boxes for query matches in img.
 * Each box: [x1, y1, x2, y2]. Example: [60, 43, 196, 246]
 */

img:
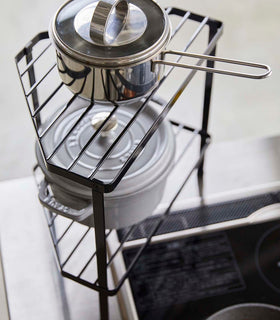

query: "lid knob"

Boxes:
[91, 112, 118, 134]
[90, 0, 129, 45]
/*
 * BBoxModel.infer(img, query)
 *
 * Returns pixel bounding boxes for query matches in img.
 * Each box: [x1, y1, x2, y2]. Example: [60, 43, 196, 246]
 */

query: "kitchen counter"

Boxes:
[0, 177, 121, 320]
[0, 243, 9, 320]
[0, 135, 280, 320]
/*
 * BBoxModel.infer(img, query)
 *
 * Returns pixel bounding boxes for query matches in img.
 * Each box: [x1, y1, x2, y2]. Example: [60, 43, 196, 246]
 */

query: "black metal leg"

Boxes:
[26, 48, 41, 127]
[198, 26, 218, 179]
[92, 189, 109, 320]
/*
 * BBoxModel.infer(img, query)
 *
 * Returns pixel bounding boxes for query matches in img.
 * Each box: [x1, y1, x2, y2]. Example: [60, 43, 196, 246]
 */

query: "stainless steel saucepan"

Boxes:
[50, 0, 271, 102]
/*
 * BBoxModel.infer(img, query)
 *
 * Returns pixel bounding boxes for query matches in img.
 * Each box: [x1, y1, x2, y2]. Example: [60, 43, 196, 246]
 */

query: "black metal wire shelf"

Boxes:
[16, 7, 222, 319]
[15, 7, 222, 193]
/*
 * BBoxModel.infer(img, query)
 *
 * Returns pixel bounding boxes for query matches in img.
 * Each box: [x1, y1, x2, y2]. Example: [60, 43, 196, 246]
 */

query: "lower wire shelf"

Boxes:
[34, 120, 210, 296]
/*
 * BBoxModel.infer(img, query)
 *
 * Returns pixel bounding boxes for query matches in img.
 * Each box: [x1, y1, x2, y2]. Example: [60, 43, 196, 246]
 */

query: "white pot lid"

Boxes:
[38, 98, 175, 199]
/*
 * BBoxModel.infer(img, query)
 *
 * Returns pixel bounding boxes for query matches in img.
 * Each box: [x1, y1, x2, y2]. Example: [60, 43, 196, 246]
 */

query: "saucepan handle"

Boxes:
[38, 179, 92, 221]
[153, 50, 272, 79]
[90, 0, 129, 45]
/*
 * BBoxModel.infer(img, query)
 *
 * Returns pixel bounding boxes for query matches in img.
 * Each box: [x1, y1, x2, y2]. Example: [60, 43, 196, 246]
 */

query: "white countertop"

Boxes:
[0, 243, 9, 320]
[0, 177, 121, 320]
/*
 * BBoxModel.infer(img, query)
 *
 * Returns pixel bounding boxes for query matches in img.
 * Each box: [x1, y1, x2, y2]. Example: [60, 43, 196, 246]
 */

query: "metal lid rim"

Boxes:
[50, 6, 171, 68]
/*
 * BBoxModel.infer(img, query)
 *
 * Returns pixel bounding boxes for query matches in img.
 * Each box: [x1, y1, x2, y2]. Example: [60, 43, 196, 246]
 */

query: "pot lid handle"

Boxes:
[91, 112, 118, 134]
[90, 0, 129, 45]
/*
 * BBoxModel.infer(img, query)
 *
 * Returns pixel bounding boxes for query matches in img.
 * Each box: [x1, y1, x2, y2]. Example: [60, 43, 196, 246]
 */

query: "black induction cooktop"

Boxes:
[121, 191, 280, 320]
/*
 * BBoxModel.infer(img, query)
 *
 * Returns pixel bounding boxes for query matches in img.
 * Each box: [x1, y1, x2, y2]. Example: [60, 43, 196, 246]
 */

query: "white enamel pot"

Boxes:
[37, 98, 175, 229]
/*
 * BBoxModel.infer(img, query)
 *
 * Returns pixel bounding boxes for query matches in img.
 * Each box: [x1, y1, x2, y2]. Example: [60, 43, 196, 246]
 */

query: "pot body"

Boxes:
[40, 161, 171, 229]
[56, 50, 164, 102]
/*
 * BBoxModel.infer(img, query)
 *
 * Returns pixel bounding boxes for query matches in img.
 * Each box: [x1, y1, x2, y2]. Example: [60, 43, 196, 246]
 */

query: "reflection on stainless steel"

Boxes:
[56, 52, 163, 101]
[75, 3, 147, 46]
[89, 0, 129, 45]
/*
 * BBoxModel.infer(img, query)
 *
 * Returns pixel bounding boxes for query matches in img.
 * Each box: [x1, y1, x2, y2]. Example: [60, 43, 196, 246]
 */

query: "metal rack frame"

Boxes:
[16, 8, 223, 320]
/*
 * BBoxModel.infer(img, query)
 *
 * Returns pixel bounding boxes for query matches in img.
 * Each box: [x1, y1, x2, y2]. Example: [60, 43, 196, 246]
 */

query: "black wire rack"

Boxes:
[16, 7, 223, 320]
[33, 119, 210, 292]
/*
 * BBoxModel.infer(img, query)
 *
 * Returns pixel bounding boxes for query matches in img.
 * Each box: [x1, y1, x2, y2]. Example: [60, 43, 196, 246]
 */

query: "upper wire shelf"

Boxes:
[15, 8, 223, 193]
